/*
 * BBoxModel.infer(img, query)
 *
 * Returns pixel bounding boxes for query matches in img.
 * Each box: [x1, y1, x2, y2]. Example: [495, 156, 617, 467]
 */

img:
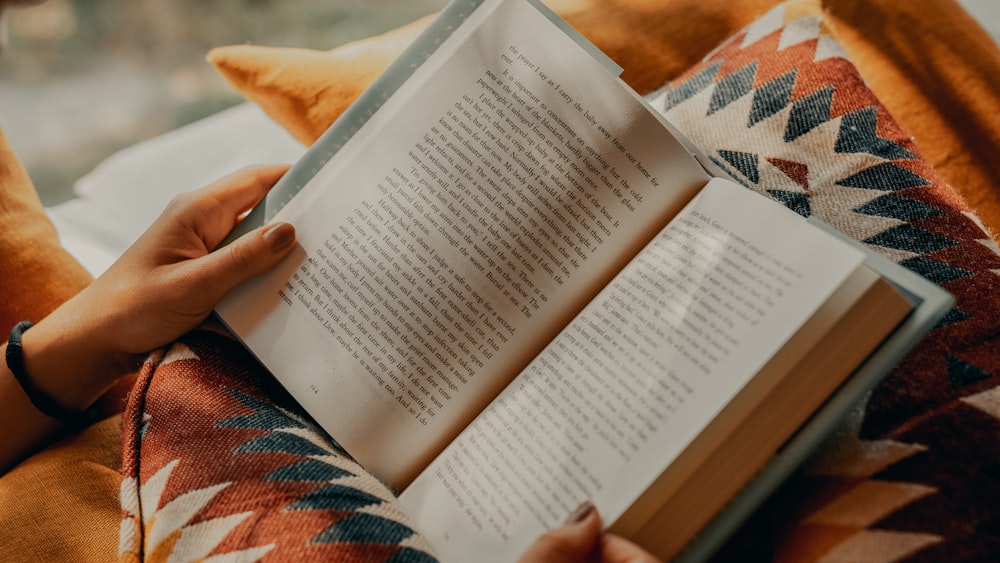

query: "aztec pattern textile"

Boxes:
[650, 5, 1000, 562]
[118, 5, 1000, 562]
[119, 328, 438, 562]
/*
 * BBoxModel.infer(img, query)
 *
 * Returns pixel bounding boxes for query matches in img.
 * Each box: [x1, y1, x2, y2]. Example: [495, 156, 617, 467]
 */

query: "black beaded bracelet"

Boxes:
[6, 321, 101, 425]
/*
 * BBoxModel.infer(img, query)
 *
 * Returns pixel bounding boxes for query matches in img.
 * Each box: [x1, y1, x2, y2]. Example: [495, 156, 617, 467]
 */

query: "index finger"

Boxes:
[188, 165, 290, 248]
[202, 164, 291, 219]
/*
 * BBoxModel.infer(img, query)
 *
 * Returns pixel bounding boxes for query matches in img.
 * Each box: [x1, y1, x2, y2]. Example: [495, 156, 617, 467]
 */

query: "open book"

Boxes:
[217, 0, 952, 560]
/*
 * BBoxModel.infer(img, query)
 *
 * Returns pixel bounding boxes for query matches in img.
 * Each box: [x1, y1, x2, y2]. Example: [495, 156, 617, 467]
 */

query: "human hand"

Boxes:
[519, 502, 662, 563]
[22, 165, 297, 410]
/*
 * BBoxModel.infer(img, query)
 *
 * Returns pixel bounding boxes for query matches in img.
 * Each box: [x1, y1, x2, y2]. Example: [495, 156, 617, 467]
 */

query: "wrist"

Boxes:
[17, 309, 141, 414]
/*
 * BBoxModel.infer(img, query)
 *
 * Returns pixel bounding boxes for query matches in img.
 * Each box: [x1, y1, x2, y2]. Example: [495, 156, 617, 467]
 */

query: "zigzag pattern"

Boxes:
[115, 6, 1000, 562]
[652, 5, 1000, 561]
[120, 333, 438, 562]
[219, 390, 433, 558]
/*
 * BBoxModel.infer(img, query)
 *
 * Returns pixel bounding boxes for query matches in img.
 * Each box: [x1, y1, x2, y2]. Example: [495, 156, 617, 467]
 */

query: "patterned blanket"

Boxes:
[119, 328, 438, 562]
[655, 7, 1000, 561]
[119, 5, 1000, 561]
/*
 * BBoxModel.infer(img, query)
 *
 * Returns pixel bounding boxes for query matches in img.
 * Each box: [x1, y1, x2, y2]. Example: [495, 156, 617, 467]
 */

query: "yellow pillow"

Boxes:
[207, 0, 1000, 238]
[207, 0, 785, 145]
[0, 416, 122, 561]
[0, 127, 93, 333]
[0, 125, 120, 560]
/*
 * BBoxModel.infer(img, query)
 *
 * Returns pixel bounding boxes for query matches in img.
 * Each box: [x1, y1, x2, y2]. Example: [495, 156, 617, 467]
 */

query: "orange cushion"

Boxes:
[208, 0, 1000, 237]
[0, 125, 118, 559]
[0, 127, 93, 333]
[821, 0, 1000, 241]
[0, 416, 122, 561]
[207, 0, 785, 146]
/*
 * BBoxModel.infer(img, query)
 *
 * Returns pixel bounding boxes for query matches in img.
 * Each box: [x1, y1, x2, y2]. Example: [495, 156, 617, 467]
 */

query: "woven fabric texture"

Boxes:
[652, 5, 1000, 561]
[118, 4, 999, 562]
[119, 327, 438, 562]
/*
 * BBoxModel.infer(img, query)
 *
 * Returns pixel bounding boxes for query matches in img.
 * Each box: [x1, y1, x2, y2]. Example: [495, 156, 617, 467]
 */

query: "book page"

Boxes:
[399, 178, 867, 561]
[216, 0, 707, 489]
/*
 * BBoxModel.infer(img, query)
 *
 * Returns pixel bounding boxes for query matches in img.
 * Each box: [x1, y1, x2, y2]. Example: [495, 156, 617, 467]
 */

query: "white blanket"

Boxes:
[46, 104, 306, 276]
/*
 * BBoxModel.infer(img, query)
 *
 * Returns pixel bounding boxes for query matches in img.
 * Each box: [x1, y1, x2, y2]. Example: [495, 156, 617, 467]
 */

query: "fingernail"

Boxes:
[565, 501, 596, 525]
[263, 222, 295, 251]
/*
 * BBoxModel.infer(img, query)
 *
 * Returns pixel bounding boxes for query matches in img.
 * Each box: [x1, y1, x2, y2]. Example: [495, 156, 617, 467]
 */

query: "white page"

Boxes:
[400, 178, 866, 561]
[217, 0, 708, 489]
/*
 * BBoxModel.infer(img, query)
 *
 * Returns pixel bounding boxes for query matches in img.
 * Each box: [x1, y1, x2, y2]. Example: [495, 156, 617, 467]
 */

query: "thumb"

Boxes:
[519, 502, 602, 563]
[197, 222, 297, 297]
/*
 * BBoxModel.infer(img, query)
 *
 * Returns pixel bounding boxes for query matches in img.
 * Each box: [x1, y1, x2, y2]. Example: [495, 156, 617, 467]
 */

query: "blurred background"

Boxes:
[0, 0, 996, 206]
[0, 0, 445, 205]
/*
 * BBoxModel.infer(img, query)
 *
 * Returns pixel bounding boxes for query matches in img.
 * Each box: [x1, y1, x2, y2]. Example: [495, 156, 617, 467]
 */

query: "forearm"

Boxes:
[0, 304, 140, 473]
[18, 291, 142, 409]
[0, 342, 64, 472]
[0, 166, 295, 474]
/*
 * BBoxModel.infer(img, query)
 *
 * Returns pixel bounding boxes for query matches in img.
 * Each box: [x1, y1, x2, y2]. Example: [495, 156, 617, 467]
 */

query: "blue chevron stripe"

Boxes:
[219, 387, 349, 455]
[854, 194, 944, 222]
[289, 483, 384, 512]
[749, 69, 796, 126]
[709, 63, 757, 115]
[837, 162, 930, 191]
[718, 150, 760, 184]
[864, 224, 957, 254]
[312, 512, 416, 545]
[265, 459, 356, 482]
[935, 307, 972, 329]
[900, 256, 972, 285]
[835, 107, 915, 160]
[947, 355, 992, 389]
[235, 432, 333, 457]
[784, 85, 833, 141]
[767, 190, 811, 217]
[217, 388, 306, 431]
[139, 413, 151, 441]
[665, 62, 722, 110]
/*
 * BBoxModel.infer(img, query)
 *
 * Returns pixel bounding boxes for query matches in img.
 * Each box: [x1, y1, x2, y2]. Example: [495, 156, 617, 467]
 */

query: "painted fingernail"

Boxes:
[565, 501, 596, 525]
[263, 222, 295, 251]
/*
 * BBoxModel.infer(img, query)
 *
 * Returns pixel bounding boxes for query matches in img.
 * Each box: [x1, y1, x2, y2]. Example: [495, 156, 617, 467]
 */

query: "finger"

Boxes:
[188, 221, 297, 301]
[204, 164, 290, 217]
[191, 165, 291, 247]
[519, 502, 602, 563]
